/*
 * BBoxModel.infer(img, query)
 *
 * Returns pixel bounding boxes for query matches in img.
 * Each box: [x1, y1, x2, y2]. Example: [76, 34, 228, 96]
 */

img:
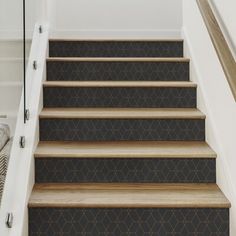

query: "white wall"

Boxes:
[0, 0, 37, 39]
[0, 0, 37, 134]
[182, 0, 236, 234]
[1, 0, 182, 39]
[211, 0, 236, 56]
[48, 0, 182, 38]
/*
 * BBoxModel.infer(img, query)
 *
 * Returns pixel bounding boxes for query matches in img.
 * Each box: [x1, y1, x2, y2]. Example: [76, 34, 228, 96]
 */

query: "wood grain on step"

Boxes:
[47, 57, 190, 62]
[43, 81, 197, 88]
[35, 141, 216, 158]
[49, 39, 184, 42]
[39, 108, 205, 119]
[29, 183, 230, 208]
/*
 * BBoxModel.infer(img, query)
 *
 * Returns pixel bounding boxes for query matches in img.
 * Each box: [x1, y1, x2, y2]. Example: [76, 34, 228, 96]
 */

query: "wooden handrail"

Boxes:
[197, 0, 236, 101]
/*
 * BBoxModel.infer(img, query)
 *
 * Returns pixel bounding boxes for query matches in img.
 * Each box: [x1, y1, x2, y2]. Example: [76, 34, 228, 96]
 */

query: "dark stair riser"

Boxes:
[39, 119, 205, 141]
[47, 61, 189, 81]
[43, 87, 196, 108]
[29, 208, 229, 236]
[49, 41, 183, 57]
[35, 158, 216, 183]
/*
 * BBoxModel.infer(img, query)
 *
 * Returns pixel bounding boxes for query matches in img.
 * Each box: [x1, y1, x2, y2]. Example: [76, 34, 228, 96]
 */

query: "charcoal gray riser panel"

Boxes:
[49, 41, 183, 57]
[43, 87, 196, 108]
[35, 158, 216, 183]
[39, 119, 205, 141]
[29, 208, 229, 236]
[47, 61, 189, 81]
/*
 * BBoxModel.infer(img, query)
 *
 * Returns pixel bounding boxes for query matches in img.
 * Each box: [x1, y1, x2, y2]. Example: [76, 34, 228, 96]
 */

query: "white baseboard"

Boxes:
[50, 29, 182, 39]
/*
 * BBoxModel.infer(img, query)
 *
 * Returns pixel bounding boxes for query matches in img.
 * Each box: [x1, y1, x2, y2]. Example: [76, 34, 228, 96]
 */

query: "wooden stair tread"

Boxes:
[49, 39, 184, 42]
[47, 57, 190, 62]
[29, 183, 230, 208]
[40, 108, 205, 119]
[43, 81, 197, 88]
[35, 141, 216, 158]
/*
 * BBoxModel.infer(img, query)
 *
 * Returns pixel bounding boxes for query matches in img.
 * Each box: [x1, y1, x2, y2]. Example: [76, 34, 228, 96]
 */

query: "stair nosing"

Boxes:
[28, 183, 231, 209]
[43, 81, 197, 88]
[39, 108, 205, 119]
[47, 57, 190, 62]
[34, 141, 216, 159]
[49, 39, 184, 42]
[31, 183, 218, 190]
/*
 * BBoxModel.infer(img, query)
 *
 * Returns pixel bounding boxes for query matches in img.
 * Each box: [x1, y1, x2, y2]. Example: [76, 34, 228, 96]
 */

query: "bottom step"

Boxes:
[29, 184, 230, 235]
[29, 208, 229, 235]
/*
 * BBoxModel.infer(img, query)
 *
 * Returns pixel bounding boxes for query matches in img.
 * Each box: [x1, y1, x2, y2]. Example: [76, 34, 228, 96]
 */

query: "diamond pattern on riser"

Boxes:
[43, 87, 196, 108]
[35, 158, 216, 183]
[29, 208, 229, 235]
[39, 119, 205, 141]
[49, 41, 183, 57]
[47, 61, 189, 81]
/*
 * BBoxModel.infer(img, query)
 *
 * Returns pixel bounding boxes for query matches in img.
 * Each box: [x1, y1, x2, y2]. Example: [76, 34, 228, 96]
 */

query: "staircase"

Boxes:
[28, 40, 230, 235]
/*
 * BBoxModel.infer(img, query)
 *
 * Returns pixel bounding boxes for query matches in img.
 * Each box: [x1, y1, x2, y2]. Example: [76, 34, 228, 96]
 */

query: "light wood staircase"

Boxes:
[28, 40, 230, 235]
